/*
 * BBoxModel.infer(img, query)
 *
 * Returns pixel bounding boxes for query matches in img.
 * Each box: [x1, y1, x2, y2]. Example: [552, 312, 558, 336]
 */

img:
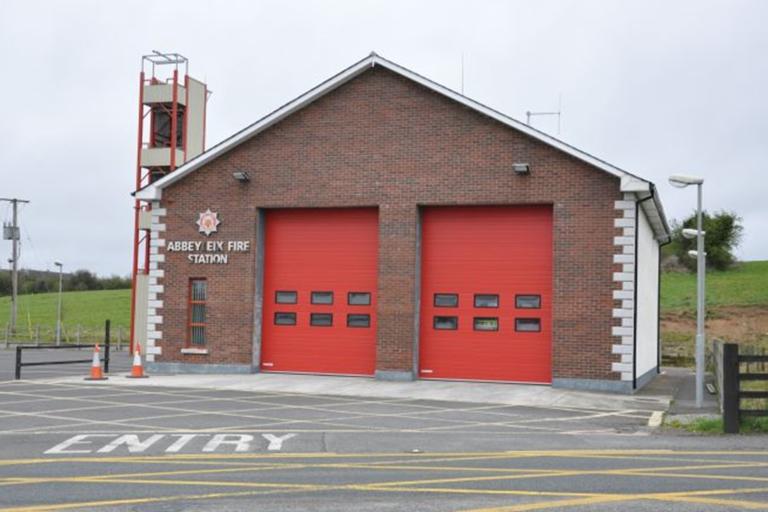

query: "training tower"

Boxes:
[130, 51, 209, 352]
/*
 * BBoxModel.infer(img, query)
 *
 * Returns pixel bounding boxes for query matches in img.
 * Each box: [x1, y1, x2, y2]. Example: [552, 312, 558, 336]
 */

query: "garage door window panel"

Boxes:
[474, 317, 499, 331]
[474, 294, 499, 308]
[434, 293, 458, 307]
[311, 291, 334, 305]
[310, 313, 333, 326]
[347, 314, 370, 328]
[515, 318, 541, 332]
[348, 292, 371, 306]
[434, 316, 458, 330]
[274, 312, 297, 326]
[275, 291, 297, 304]
[516, 295, 541, 309]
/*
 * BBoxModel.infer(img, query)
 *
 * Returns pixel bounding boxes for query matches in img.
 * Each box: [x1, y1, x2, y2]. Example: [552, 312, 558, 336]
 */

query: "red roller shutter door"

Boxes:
[261, 208, 378, 375]
[419, 206, 553, 383]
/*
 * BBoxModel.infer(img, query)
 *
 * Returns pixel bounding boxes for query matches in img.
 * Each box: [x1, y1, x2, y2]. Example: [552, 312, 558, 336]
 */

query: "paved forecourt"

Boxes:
[0, 380, 767, 510]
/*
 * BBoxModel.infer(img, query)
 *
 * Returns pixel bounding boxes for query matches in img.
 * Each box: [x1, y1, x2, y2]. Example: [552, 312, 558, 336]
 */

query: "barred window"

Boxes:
[189, 279, 207, 346]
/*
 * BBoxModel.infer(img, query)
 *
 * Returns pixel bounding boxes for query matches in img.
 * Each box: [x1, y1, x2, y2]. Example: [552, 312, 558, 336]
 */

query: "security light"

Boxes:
[232, 171, 250, 183]
[669, 174, 704, 188]
[54, 261, 62, 267]
[688, 250, 707, 258]
[682, 228, 704, 239]
[512, 163, 530, 174]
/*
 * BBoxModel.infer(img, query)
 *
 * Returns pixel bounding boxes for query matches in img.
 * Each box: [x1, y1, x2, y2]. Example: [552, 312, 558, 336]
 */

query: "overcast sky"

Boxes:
[1, 0, 766, 276]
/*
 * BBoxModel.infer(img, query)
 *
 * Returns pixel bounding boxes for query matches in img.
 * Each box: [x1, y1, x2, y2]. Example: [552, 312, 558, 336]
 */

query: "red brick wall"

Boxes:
[156, 67, 623, 381]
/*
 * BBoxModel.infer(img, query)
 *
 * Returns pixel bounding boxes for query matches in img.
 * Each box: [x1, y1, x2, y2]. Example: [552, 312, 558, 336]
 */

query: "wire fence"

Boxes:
[2, 323, 128, 351]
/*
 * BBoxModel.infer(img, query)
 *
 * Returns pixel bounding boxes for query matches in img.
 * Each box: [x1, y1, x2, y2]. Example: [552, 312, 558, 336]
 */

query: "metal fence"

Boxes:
[2, 323, 128, 351]
[13, 320, 113, 380]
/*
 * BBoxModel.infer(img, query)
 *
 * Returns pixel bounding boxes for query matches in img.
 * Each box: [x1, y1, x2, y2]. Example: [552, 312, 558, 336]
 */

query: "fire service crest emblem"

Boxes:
[196, 209, 221, 236]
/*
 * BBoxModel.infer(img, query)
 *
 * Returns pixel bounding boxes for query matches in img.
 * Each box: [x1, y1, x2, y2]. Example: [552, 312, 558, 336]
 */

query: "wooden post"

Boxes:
[3, 324, 8, 349]
[723, 343, 740, 434]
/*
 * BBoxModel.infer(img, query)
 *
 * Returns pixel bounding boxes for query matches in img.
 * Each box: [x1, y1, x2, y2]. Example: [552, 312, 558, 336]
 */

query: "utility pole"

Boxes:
[1, 198, 30, 334]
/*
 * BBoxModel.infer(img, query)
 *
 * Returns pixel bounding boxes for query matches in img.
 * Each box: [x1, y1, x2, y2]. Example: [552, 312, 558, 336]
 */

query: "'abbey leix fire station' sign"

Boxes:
[165, 209, 250, 264]
[166, 240, 250, 264]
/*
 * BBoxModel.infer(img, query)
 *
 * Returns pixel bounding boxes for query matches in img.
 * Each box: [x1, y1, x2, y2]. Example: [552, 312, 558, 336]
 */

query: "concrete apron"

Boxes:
[45, 372, 672, 412]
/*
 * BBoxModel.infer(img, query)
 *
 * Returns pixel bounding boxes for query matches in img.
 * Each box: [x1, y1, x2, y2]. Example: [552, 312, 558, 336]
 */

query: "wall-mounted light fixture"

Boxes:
[232, 171, 250, 183]
[512, 163, 530, 174]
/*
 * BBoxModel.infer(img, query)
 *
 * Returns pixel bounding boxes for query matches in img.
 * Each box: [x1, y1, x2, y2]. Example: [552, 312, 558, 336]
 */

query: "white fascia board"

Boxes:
[620, 176, 651, 193]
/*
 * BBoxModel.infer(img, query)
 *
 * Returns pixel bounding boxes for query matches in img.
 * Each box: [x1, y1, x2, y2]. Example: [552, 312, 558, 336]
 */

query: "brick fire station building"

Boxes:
[134, 53, 670, 393]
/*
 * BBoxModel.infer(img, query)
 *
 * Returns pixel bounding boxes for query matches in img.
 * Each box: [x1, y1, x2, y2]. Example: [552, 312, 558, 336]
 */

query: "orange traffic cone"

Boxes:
[126, 346, 149, 379]
[84, 344, 108, 381]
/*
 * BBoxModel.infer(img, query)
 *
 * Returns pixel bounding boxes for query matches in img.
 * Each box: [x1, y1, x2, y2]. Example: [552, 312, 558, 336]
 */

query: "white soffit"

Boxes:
[135, 53, 669, 238]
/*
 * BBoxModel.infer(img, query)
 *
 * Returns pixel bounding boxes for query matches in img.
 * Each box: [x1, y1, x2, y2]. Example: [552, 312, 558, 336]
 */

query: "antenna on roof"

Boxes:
[526, 94, 562, 135]
[460, 52, 465, 95]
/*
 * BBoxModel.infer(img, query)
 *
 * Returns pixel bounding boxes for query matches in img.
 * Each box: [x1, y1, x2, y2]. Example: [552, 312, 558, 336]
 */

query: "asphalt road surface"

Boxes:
[0, 360, 766, 510]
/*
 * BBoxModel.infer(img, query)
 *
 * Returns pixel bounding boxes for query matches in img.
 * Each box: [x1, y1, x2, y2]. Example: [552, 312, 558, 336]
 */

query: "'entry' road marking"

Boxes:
[44, 433, 297, 454]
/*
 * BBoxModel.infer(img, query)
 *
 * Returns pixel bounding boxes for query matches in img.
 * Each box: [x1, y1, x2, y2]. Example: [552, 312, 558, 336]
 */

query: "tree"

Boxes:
[101, 275, 132, 290]
[68, 269, 101, 291]
[669, 210, 743, 271]
[0, 272, 10, 295]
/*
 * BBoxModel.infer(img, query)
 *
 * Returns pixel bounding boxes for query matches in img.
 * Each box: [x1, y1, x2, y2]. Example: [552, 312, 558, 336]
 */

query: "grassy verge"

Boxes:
[0, 289, 130, 331]
[666, 416, 768, 434]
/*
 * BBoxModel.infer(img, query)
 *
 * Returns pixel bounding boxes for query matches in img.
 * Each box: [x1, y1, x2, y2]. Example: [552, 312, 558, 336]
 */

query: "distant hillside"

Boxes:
[0, 268, 130, 296]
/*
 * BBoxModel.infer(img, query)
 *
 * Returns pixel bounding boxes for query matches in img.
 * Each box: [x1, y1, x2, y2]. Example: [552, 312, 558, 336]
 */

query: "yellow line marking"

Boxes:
[457, 494, 632, 511]
[1, 448, 768, 511]
[627, 470, 768, 483]
[0, 449, 766, 467]
[0, 487, 318, 512]
[340, 461, 768, 489]
[456, 487, 768, 511]
[657, 495, 768, 509]
[346, 485, 602, 497]
[0, 454, 558, 487]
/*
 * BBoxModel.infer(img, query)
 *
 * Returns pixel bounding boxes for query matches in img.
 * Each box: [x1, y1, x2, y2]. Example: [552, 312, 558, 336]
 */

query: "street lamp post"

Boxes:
[54, 261, 63, 346]
[669, 174, 706, 408]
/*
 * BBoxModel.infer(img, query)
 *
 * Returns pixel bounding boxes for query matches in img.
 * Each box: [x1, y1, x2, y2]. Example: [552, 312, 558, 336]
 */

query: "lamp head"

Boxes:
[681, 229, 704, 240]
[669, 174, 704, 188]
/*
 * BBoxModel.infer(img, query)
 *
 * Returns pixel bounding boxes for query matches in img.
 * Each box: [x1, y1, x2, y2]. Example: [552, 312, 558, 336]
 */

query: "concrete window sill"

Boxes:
[180, 348, 209, 355]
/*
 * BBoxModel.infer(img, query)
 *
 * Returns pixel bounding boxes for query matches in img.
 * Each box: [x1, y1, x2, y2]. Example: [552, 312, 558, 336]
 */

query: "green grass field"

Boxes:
[0, 289, 130, 333]
[661, 260, 768, 311]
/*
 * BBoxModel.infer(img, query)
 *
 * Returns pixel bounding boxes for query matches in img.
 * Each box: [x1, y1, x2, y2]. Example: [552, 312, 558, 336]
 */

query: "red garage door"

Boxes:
[419, 206, 553, 383]
[261, 208, 378, 375]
